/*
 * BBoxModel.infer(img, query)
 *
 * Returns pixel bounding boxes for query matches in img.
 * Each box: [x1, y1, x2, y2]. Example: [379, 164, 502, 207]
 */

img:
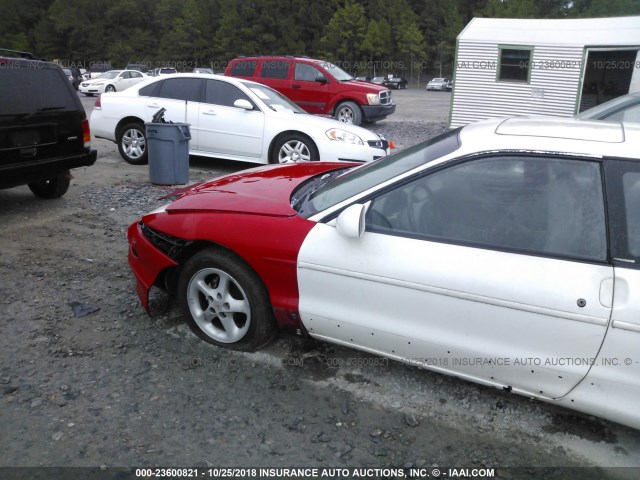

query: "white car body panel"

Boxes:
[196, 104, 264, 159]
[297, 223, 612, 399]
[90, 74, 389, 164]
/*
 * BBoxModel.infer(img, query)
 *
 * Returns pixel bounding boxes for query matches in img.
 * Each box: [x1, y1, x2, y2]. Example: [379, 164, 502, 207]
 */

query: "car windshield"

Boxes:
[245, 82, 305, 113]
[295, 128, 462, 217]
[321, 62, 353, 81]
[98, 71, 121, 79]
[577, 94, 640, 120]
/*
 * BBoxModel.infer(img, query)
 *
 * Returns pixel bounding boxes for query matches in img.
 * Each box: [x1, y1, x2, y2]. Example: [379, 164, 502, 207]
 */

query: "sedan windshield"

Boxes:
[245, 82, 306, 113]
[295, 128, 461, 217]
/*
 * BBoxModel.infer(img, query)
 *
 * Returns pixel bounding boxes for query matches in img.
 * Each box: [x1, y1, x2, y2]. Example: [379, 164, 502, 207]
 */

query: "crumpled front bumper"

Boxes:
[127, 221, 178, 311]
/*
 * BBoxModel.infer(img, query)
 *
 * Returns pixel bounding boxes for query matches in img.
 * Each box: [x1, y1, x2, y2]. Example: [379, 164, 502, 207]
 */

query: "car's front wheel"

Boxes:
[271, 133, 319, 164]
[105, 85, 116, 92]
[28, 171, 71, 199]
[117, 122, 147, 165]
[334, 101, 362, 125]
[177, 248, 276, 351]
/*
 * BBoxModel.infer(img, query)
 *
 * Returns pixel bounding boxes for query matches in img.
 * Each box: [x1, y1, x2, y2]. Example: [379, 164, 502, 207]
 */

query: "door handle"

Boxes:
[292, 85, 301, 89]
[203, 110, 216, 115]
[147, 103, 160, 108]
[599, 278, 614, 308]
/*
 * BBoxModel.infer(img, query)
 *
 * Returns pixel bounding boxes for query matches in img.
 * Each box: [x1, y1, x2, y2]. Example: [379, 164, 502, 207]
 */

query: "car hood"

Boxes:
[82, 78, 105, 84]
[267, 110, 381, 142]
[165, 162, 351, 216]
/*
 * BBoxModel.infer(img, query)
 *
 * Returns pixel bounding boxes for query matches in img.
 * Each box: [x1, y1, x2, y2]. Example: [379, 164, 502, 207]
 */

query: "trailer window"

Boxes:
[498, 47, 532, 83]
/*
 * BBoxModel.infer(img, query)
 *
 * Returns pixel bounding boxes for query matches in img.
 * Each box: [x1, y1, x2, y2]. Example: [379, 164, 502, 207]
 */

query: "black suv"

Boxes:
[0, 50, 97, 198]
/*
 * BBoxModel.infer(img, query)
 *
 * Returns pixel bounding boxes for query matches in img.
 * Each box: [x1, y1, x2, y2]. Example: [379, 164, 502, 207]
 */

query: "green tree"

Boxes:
[320, 0, 367, 66]
[361, 18, 391, 75]
[571, 0, 640, 17]
[479, 0, 539, 18]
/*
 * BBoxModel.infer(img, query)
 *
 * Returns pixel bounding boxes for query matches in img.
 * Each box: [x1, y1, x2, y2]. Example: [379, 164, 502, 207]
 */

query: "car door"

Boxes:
[144, 77, 204, 148]
[297, 154, 612, 399]
[289, 62, 332, 114]
[127, 71, 145, 89]
[115, 71, 132, 90]
[196, 79, 264, 159]
[571, 159, 640, 425]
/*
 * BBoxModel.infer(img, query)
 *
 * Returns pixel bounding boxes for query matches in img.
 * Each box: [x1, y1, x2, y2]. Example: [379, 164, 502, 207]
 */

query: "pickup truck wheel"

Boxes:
[117, 122, 148, 165]
[335, 101, 362, 125]
[28, 171, 71, 199]
[271, 133, 319, 164]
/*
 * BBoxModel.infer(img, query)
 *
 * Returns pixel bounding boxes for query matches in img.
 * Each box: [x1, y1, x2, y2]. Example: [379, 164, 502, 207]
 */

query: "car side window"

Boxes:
[130, 71, 142, 78]
[295, 63, 325, 82]
[139, 81, 162, 97]
[205, 80, 253, 108]
[157, 78, 204, 102]
[230, 60, 257, 77]
[121, 71, 131, 79]
[261, 60, 290, 79]
[366, 156, 607, 262]
[622, 172, 640, 257]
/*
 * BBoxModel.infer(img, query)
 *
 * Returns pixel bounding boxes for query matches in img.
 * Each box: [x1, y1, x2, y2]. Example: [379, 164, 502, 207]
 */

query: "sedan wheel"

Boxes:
[178, 249, 276, 351]
[272, 133, 319, 164]
[117, 123, 147, 165]
[105, 85, 116, 92]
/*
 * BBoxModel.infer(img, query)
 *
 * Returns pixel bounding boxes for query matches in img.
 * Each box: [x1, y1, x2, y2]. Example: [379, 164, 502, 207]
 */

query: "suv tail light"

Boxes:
[82, 118, 91, 146]
[94, 95, 101, 110]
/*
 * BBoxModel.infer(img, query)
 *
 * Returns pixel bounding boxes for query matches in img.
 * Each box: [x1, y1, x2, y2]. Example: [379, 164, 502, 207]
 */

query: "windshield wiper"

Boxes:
[23, 106, 67, 121]
[292, 169, 348, 214]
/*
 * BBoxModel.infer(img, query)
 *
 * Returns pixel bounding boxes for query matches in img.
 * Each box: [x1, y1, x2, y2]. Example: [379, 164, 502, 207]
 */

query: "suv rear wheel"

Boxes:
[335, 101, 362, 125]
[28, 171, 71, 199]
[117, 122, 148, 165]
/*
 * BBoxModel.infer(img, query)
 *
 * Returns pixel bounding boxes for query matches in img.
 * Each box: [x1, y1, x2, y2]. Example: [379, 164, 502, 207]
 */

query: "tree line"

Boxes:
[2, 0, 639, 79]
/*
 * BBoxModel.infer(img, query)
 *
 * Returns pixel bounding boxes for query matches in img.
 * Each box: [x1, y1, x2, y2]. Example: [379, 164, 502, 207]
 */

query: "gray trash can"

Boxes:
[145, 122, 191, 185]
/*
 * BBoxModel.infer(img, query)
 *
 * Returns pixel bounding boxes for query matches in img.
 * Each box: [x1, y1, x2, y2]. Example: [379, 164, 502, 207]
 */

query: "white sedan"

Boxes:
[79, 70, 147, 96]
[90, 74, 389, 165]
[426, 77, 451, 91]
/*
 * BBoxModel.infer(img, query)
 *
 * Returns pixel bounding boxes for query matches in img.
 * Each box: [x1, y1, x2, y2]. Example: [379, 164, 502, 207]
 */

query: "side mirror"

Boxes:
[315, 75, 328, 84]
[234, 99, 253, 110]
[336, 204, 366, 239]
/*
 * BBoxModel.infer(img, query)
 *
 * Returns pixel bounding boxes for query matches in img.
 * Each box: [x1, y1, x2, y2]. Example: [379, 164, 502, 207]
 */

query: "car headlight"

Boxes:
[326, 128, 364, 145]
[366, 93, 381, 105]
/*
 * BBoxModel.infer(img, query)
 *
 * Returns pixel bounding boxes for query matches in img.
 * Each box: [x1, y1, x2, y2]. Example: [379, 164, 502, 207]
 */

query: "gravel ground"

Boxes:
[1, 90, 640, 480]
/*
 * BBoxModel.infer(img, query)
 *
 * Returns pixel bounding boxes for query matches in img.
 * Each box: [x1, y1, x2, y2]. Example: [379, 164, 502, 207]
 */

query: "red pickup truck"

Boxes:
[225, 56, 396, 126]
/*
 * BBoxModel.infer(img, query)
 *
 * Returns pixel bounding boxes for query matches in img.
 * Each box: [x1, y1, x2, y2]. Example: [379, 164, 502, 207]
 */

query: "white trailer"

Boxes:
[449, 16, 640, 128]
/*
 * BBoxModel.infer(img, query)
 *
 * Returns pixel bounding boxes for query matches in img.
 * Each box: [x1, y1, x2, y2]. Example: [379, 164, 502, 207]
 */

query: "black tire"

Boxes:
[117, 122, 148, 165]
[270, 133, 319, 164]
[28, 171, 71, 199]
[334, 101, 362, 125]
[177, 248, 277, 351]
[105, 84, 116, 92]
